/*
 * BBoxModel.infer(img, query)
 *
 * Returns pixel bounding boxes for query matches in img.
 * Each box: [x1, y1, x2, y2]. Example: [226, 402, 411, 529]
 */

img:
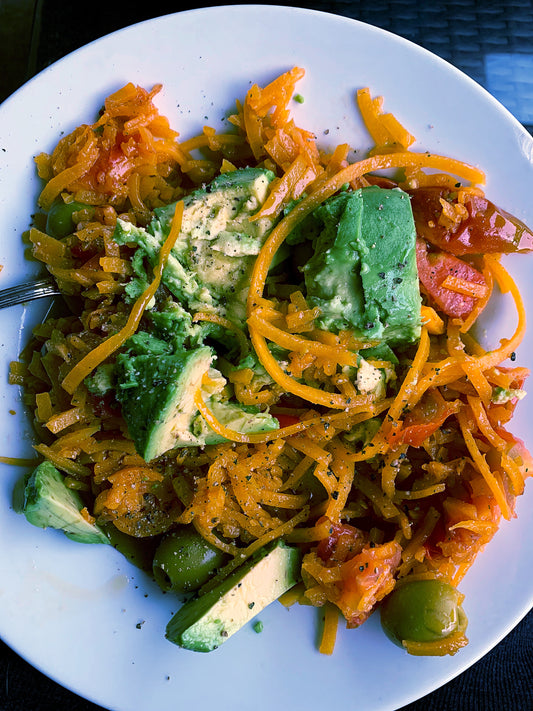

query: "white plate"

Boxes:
[1, 6, 532, 711]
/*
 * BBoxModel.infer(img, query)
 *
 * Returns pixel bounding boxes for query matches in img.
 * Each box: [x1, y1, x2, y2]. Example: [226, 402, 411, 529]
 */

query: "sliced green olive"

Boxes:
[46, 200, 93, 238]
[380, 579, 466, 647]
[152, 527, 227, 594]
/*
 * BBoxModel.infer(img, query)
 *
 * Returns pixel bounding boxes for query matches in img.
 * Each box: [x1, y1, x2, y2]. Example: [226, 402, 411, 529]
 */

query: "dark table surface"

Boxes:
[1, 1, 532, 710]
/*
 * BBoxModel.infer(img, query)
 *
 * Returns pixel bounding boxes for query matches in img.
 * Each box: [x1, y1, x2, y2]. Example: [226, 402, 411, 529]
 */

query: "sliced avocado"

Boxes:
[113, 167, 277, 319]
[166, 540, 301, 652]
[115, 346, 214, 461]
[21, 461, 109, 544]
[123, 331, 173, 356]
[303, 189, 365, 332]
[191, 397, 279, 446]
[115, 344, 279, 459]
[361, 342, 399, 365]
[303, 186, 421, 345]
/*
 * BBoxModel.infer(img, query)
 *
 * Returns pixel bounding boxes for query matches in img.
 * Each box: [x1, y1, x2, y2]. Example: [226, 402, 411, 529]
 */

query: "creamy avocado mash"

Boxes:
[114, 167, 276, 321]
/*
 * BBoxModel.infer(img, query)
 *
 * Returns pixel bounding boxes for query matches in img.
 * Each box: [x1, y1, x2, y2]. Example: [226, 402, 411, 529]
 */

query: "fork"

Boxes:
[0, 276, 61, 309]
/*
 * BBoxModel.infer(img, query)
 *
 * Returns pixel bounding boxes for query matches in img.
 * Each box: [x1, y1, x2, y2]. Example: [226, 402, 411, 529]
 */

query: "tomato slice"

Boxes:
[415, 238, 487, 318]
[409, 186, 533, 255]
[494, 428, 533, 471]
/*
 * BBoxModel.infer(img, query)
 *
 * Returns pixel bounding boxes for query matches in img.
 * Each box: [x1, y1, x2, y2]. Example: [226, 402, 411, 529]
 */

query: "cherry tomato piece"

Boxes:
[409, 187, 533, 255]
[388, 391, 459, 447]
[415, 238, 487, 319]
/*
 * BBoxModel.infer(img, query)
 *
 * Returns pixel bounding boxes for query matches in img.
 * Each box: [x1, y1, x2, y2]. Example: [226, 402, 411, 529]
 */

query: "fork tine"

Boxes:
[0, 277, 61, 309]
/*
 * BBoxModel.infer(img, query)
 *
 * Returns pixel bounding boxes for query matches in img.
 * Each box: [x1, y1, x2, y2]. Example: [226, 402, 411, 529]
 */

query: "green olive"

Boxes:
[46, 200, 93, 238]
[380, 579, 466, 647]
[152, 527, 227, 594]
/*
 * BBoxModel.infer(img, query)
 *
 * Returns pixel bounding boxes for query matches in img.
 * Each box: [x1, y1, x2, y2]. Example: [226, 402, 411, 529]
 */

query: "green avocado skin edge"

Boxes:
[165, 540, 302, 652]
[20, 461, 110, 545]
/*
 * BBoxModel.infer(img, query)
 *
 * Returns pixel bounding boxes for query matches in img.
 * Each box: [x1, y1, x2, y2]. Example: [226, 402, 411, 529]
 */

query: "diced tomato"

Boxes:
[415, 238, 487, 318]
[79, 253, 104, 271]
[337, 541, 402, 628]
[486, 366, 530, 426]
[70, 243, 99, 260]
[364, 175, 398, 190]
[316, 518, 365, 564]
[409, 186, 533, 255]
[495, 365, 530, 390]
[105, 144, 135, 183]
[274, 413, 301, 429]
[389, 390, 460, 447]
[495, 428, 533, 471]
[81, 131, 140, 194]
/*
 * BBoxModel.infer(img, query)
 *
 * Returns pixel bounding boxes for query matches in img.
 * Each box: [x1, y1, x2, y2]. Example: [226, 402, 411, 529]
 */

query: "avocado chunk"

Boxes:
[303, 186, 421, 345]
[85, 362, 116, 396]
[115, 345, 214, 461]
[113, 167, 276, 321]
[191, 397, 279, 446]
[166, 539, 301, 652]
[115, 344, 279, 460]
[21, 461, 109, 544]
[147, 301, 205, 351]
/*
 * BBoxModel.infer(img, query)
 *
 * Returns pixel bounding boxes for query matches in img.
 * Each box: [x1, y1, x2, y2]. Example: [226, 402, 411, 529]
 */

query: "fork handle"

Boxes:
[0, 277, 60, 309]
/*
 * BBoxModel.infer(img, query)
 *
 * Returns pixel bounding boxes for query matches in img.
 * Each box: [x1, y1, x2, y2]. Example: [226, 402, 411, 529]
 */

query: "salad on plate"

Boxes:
[8, 67, 533, 657]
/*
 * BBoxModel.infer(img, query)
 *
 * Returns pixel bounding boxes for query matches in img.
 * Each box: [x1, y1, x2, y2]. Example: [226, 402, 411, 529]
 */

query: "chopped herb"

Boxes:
[253, 620, 264, 634]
